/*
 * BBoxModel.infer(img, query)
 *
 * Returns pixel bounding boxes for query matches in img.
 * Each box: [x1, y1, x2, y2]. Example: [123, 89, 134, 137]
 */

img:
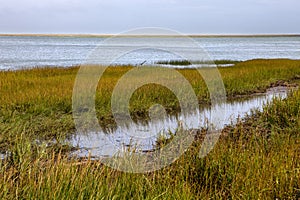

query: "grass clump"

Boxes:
[0, 86, 299, 199]
[156, 59, 240, 66]
[156, 60, 192, 65]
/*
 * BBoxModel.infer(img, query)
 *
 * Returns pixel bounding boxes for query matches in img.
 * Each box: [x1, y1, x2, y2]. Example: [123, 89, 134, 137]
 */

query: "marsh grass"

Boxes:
[0, 88, 299, 199]
[0, 59, 300, 151]
[0, 59, 299, 199]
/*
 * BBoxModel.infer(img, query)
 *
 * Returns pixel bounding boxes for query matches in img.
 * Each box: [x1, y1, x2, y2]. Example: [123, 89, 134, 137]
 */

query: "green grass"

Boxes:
[0, 59, 300, 151]
[0, 83, 299, 199]
[0, 59, 299, 199]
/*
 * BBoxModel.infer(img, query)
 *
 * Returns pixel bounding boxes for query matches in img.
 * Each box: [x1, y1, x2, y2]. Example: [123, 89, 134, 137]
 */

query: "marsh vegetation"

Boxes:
[0, 59, 299, 199]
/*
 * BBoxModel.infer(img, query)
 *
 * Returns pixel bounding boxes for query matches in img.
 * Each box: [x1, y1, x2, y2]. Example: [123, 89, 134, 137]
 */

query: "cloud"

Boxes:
[0, 0, 299, 34]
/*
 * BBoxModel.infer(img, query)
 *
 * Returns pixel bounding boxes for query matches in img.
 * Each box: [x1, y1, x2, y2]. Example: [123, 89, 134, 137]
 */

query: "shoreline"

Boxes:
[2, 58, 300, 72]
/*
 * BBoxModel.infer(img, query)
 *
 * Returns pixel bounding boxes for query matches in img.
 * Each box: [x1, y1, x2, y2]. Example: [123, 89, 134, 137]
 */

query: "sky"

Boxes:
[0, 0, 299, 34]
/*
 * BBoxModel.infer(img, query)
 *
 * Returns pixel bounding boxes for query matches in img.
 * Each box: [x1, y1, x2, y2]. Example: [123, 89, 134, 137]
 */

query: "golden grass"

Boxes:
[0, 87, 299, 199]
[0, 59, 300, 144]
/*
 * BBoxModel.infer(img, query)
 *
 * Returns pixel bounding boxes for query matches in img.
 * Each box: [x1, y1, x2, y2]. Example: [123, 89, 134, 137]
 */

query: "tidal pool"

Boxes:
[70, 86, 291, 159]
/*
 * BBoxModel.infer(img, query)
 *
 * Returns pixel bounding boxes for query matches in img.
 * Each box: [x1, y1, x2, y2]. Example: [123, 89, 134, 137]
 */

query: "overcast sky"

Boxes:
[0, 0, 299, 34]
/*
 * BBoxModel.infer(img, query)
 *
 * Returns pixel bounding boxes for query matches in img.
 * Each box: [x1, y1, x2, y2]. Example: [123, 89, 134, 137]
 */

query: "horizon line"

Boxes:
[0, 33, 299, 38]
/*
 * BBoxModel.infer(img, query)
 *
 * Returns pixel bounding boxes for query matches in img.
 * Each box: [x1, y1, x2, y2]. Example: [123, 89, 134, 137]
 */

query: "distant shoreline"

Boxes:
[0, 33, 299, 38]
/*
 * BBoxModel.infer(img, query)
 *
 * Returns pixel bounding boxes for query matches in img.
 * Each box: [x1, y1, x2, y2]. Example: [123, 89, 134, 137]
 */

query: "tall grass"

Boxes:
[0, 87, 299, 199]
[0, 59, 300, 151]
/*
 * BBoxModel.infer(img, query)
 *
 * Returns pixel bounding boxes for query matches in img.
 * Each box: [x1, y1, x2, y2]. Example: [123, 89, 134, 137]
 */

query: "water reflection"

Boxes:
[70, 87, 290, 158]
[0, 152, 8, 160]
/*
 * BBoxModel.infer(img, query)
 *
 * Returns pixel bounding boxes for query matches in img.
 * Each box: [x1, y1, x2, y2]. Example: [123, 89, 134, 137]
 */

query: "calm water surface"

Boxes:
[0, 36, 299, 70]
[70, 87, 289, 158]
